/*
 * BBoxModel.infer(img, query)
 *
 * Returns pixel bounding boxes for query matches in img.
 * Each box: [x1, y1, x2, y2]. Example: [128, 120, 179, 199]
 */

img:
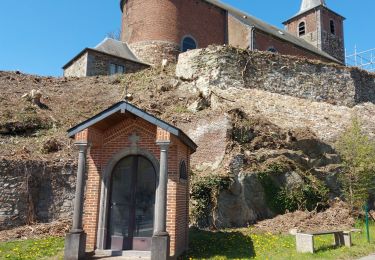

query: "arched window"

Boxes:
[267, 47, 277, 53]
[330, 20, 335, 35]
[179, 160, 188, 180]
[181, 36, 197, 52]
[298, 22, 306, 36]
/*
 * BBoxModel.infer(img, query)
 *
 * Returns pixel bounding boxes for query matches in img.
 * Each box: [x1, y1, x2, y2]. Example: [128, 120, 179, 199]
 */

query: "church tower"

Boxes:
[283, 0, 345, 63]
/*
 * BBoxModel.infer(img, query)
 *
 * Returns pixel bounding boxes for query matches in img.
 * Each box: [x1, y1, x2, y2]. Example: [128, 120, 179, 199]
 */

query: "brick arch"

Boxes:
[96, 146, 160, 249]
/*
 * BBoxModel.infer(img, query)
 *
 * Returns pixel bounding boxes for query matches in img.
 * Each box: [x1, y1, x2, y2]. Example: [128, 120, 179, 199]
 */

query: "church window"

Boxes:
[179, 160, 188, 180]
[298, 22, 306, 36]
[109, 63, 125, 75]
[330, 20, 335, 35]
[181, 36, 197, 52]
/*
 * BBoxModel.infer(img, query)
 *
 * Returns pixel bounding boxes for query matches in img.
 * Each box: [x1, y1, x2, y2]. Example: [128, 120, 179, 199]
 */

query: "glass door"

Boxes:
[107, 155, 156, 251]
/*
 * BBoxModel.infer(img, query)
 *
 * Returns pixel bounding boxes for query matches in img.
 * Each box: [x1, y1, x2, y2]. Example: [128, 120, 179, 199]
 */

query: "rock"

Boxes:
[188, 98, 210, 112]
[161, 58, 168, 69]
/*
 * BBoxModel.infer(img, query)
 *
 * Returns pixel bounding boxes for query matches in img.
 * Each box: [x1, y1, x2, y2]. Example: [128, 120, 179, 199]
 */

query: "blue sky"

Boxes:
[0, 0, 373, 76]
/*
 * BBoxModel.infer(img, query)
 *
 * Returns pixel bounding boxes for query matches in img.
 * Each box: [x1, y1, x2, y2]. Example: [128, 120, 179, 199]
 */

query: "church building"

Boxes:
[63, 0, 345, 77]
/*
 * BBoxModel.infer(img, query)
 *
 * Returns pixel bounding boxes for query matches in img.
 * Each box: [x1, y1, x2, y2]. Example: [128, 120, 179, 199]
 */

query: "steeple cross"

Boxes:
[129, 132, 140, 147]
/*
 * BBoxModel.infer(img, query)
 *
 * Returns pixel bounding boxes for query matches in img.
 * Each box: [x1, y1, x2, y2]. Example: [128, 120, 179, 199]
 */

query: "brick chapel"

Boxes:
[63, 0, 345, 77]
[64, 102, 197, 260]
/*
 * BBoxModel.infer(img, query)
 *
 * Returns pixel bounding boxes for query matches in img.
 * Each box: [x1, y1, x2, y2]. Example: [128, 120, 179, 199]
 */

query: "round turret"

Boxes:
[120, 0, 227, 65]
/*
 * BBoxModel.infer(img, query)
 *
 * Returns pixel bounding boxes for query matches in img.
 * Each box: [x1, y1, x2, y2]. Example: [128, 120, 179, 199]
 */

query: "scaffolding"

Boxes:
[346, 46, 375, 72]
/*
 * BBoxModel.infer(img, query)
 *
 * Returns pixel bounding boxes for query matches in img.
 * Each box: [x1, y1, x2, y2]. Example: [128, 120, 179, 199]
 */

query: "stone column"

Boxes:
[151, 141, 170, 260]
[64, 142, 89, 260]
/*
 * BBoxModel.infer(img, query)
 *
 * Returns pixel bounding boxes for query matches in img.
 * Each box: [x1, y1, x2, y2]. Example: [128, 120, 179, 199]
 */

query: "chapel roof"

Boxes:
[67, 101, 198, 152]
[62, 38, 149, 69]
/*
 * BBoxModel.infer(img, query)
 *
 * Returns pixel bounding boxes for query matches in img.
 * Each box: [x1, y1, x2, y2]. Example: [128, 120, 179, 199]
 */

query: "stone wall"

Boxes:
[129, 41, 181, 65]
[86, 50, 148, 76]
[64, 53, 88, 77]
[0, 159, 76, 230]
[253, 30, 332, 63]
[176, 46, 375, 107]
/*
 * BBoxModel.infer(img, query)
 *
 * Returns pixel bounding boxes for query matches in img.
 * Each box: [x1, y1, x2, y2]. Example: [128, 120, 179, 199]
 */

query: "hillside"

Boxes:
[1, 46, 375, 231]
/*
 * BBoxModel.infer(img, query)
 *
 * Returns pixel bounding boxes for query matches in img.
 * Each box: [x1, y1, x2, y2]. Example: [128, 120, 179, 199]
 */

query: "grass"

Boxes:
[0, 224, 374, 259]
[182, 223, 375, 260]
[0, 237, 64, 260]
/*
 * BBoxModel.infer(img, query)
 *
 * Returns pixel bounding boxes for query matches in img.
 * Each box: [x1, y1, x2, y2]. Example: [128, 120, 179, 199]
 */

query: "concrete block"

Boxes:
[296, 233, 314, 253]
[151, 235, 170, 260]
[64, 231, 86, 260]
[343, 232, 352, 247]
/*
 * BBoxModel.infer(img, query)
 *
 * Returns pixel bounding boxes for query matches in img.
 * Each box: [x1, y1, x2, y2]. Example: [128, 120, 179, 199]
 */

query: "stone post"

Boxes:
[151, 141, 170, 260]
[64, 142, 89, 260]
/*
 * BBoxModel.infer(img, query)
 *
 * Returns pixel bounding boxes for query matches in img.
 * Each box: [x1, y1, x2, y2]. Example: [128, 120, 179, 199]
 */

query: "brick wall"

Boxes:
[284, 10, 319, 48]
[253, 30, 332, 63]
[121, 0, 226, 64]
[77, 115, 191, 257]
[284, 7, 345, 63]
[226, 13, 333, 63]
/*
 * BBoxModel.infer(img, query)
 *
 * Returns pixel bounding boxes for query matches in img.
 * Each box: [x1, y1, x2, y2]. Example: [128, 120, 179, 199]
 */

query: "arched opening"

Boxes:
[298, 22, 306, 36]
[181, 36, 197, 52]
[330, 20, 335, 35]
[107, 155, 156, 251]
[179, 160, 187, 180]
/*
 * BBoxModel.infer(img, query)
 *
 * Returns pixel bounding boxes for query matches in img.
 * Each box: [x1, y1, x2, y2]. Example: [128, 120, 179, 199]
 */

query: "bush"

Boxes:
[336, 117, 375, 212]
[258, 164, 329, 214]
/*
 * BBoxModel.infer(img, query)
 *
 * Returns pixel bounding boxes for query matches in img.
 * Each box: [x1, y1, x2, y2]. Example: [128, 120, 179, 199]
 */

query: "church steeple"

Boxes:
[299, 0, 326, 15]
[283, 0, 345, 63]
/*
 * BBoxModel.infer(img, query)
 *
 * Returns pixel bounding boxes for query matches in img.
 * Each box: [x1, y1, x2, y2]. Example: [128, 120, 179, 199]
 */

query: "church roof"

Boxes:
[204, 0, 341, 64]
[118, 0, 340, 63]
[67, 101, 198, 152]
[62, 38, 149, 69]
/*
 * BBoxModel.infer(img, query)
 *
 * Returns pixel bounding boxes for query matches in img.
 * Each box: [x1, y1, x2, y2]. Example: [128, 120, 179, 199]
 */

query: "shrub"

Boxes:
[336, 117, 375, 212]
[258, 164, 329, 214]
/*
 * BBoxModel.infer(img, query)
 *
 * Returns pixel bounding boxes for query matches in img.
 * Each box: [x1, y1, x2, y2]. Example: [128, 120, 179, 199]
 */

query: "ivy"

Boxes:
[190, 175, 231, 227]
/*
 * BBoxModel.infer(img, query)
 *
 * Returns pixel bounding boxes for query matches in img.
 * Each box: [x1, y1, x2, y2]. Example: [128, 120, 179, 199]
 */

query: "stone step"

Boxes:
[91, 250, 151, 260]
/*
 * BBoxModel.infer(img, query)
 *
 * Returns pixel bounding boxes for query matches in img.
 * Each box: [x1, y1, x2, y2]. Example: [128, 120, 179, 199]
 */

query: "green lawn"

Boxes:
[0, 237, 64, 260]
[0, 224, 374, 260]
[182, 224, 375, 260]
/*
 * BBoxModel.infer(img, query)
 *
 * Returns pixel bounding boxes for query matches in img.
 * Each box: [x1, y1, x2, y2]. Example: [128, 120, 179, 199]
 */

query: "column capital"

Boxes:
[156, 141, 171, 149]
[74, 141, 90, 151]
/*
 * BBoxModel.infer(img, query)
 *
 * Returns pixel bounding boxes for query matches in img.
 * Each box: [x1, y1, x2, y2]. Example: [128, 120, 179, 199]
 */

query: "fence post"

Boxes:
[365, 204, 370, 243]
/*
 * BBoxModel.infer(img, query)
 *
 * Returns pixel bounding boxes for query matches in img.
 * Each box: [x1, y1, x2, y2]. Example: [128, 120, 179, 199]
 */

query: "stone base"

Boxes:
[151, 234, 170, 260]
[64, 231, 87, 260]
[296, 233, 314, 253]
[129, 41, 180, 66]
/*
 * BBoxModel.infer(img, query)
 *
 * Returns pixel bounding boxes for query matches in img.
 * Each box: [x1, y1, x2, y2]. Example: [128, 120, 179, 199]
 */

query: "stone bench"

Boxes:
[296, 230, 352, 253]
